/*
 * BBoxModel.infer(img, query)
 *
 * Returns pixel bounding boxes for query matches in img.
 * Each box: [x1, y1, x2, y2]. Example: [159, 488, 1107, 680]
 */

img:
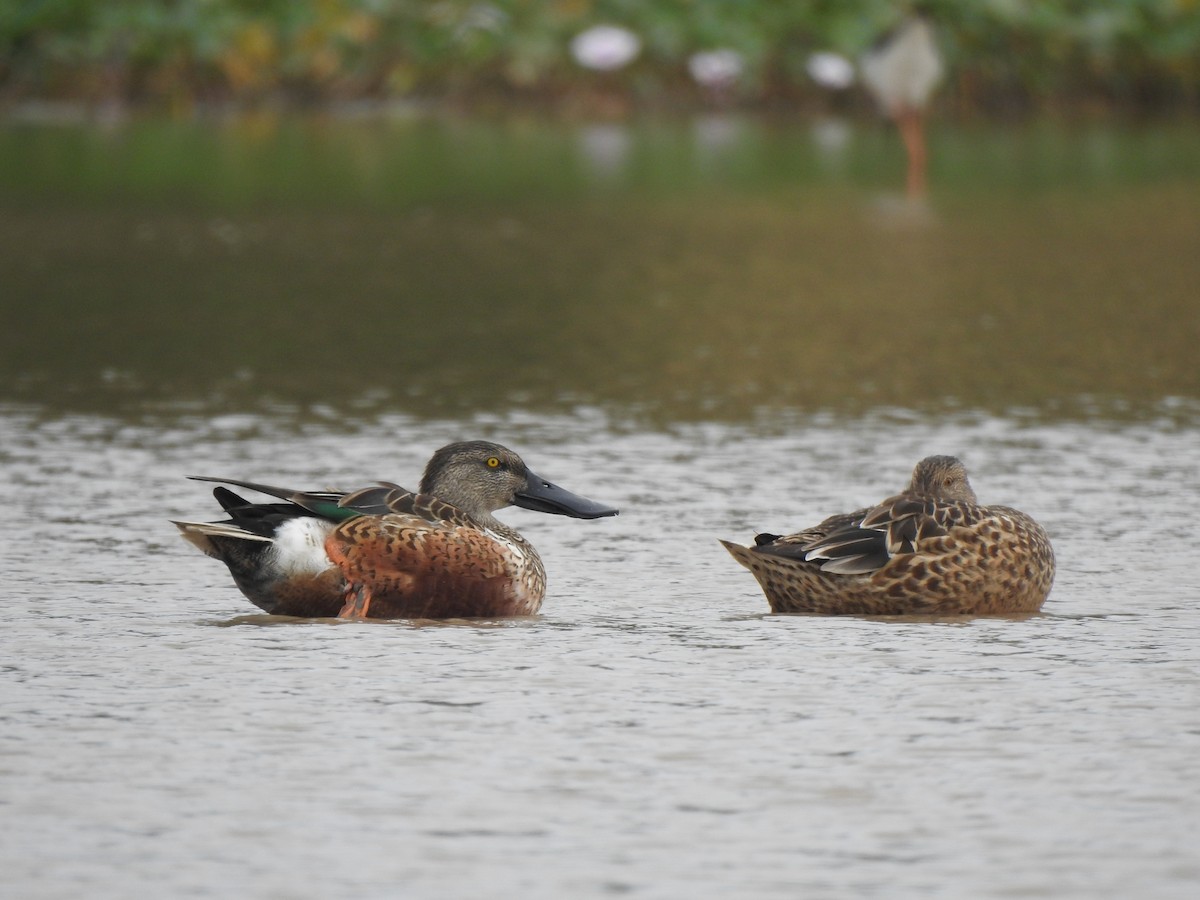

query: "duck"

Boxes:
[174, 441, 618, 619]
[721, 455, 1055, 616]
[860, 10, 944, 198]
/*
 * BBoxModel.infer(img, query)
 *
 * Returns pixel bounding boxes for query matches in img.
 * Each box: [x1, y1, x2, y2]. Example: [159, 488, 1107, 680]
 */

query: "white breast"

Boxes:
[268, 517, 337, 576]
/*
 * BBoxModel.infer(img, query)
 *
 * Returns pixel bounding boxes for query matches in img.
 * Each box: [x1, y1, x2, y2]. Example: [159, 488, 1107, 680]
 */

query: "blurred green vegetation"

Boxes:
[2, 1, 1199, 114]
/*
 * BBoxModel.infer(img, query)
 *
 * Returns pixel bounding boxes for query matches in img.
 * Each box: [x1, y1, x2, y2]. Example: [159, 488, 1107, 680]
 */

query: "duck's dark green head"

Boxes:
[422, 441, 618, 519]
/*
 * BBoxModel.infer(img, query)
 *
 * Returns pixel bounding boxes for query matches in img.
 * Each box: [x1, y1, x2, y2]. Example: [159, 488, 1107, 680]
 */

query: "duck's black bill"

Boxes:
[515, 472, 619, 519]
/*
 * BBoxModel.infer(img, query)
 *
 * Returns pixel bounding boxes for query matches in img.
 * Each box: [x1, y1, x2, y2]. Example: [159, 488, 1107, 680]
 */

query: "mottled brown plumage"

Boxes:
[721, 456, 1055, 616]
[323, 476, 549, 619]
[174, 441, 617, 619]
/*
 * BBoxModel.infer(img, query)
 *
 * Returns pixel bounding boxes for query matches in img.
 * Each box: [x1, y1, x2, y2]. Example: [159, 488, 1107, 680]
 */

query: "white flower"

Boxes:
[806, 51, 855, 90]
[688, 49, 745, 88]
[570, 25, 642, 72]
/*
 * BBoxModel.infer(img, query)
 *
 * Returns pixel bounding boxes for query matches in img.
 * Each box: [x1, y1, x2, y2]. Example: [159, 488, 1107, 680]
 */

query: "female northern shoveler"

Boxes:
[174, 441, 618, 619]
[721, 455, 1055, 616]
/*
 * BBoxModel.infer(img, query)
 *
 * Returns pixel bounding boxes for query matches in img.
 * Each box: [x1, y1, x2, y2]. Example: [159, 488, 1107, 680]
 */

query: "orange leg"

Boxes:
[338, 583, 373, 619]
[897, 108, 928, 198]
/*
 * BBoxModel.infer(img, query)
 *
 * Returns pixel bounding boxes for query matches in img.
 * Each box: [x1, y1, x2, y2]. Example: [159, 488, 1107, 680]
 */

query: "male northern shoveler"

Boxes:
[174, 441, 618, 619]
[721, 455, 1055, 616]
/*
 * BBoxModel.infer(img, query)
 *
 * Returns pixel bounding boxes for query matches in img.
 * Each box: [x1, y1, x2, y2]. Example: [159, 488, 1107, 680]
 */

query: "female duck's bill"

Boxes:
[721, 455, 1055, 617]
[173, 441, 617, 620]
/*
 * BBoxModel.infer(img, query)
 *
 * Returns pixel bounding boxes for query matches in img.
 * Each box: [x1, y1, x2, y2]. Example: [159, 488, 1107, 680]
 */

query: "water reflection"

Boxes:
[0, 116, 1198, 426]
[576, 123, 632, 180]
[809, 117, 852, 166]
[1, 405, 1198, 897]
[3, 111, 1198, 899]
[3, 194, 1198, 423]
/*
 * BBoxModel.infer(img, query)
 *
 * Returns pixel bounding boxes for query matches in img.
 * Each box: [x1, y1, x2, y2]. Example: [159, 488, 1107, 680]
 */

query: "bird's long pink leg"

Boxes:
[898, 108, 928, 198]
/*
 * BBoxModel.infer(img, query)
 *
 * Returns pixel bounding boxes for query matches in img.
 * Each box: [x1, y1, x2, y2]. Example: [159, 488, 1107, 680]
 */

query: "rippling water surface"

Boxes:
[2, 115, 1199, 898]
[3, 407, 1198, 899]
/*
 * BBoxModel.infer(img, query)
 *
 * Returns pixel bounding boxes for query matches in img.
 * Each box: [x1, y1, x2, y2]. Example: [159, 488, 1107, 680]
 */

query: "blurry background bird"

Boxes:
[860, 10, 944, 198]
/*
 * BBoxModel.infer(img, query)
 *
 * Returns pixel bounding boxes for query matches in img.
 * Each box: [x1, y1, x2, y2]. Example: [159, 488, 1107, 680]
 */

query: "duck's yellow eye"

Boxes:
[486, 457, 501, 468]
